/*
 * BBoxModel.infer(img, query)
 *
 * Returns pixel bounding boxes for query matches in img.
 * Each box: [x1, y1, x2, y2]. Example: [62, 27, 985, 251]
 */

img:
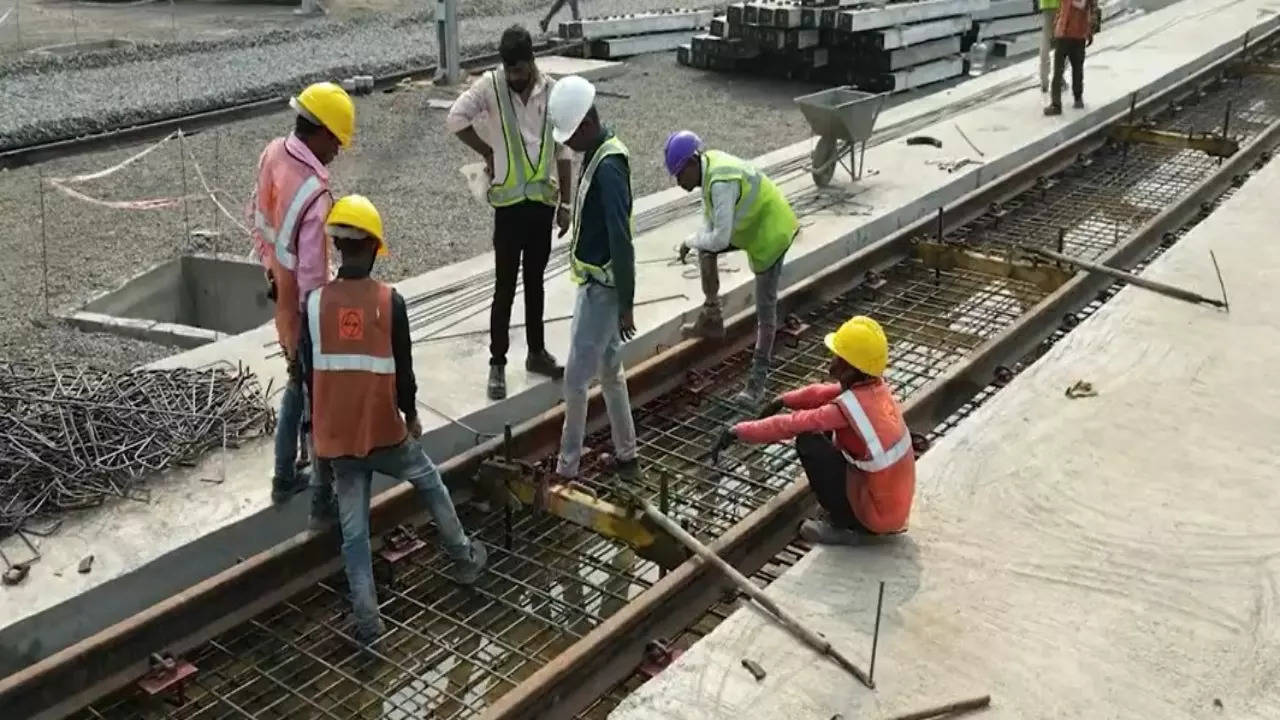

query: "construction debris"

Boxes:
[741, 658, 768, 681]
[0, 361, 272, 539]
[77, 555, 94, 574]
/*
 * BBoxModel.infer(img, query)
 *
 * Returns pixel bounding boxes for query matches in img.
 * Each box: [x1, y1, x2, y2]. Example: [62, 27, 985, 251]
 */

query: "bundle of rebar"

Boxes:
[0, 360, 273, 538]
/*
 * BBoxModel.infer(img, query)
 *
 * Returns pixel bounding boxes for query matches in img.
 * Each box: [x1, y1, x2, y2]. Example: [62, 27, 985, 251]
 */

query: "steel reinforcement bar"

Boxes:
[5, 26, 1280, 720]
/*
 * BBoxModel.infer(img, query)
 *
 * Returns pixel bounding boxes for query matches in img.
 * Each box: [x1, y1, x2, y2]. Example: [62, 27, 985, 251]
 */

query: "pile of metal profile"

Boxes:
[10, 26, 1280, 718]
[0, 361, 271, 540]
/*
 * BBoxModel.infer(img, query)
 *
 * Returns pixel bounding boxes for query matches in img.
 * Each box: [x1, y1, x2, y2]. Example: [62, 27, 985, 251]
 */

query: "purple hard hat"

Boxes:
[664, 130, 702, 175]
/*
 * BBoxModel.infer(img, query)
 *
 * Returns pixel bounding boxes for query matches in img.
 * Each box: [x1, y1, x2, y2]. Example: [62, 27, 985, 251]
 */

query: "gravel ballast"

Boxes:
[0, 51, 820, 368]
[0, 0, 716, 149]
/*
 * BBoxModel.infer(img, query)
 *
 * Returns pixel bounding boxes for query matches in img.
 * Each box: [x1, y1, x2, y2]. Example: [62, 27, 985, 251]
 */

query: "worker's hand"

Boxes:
[677, 241, 691, 265]
[619, 311, 637, 342]
[556, 205, 572, 238]
[1086, 34, 1094, 47]
[264, 268, 278, 303]
[709, 426, 737, 464]
[407, 415, 423, 439]
[758, 396, 785, 419]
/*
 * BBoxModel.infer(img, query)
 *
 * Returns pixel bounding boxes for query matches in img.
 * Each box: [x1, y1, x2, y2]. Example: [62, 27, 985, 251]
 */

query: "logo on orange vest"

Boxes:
[338, 308, 364, 341]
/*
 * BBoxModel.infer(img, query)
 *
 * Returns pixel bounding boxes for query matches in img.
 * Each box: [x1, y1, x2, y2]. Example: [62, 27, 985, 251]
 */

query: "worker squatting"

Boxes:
[251, 26, 918, 649]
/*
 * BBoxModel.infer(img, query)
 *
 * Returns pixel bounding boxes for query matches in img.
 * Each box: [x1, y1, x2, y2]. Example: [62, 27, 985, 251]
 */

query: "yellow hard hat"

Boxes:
[823, 316, 889, 376]
[326, 194, 386, 256]
[291, 82, 355, 147]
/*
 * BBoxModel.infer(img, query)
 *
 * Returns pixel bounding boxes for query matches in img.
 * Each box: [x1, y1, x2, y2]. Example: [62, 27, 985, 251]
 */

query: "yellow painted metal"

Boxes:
[476, 459, 688, 570]
[914, 241, 1075, 294]
[1109, 124, 1239, 158]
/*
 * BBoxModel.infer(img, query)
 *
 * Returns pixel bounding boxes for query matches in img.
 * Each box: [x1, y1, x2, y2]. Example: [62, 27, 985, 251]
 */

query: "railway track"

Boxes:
[5, 26, 1280, 720]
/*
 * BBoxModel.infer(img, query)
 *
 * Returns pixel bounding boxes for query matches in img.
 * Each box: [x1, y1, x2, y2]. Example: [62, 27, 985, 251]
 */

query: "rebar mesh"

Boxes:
[74, 53, 1280, 720]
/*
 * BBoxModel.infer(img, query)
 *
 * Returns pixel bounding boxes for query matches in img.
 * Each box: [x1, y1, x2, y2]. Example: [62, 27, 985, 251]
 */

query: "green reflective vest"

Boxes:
[701, 150, 797, 274]
[1039, 0, 1060, 11]
[569, 136, 633, 286]
[487, 69, 558, 208]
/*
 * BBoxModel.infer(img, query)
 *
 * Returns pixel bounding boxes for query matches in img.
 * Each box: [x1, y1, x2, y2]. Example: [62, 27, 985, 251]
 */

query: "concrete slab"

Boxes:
[537, 54, 630, 83]
[608, 98, 1280, 720]
[5, 0, 1279, 676]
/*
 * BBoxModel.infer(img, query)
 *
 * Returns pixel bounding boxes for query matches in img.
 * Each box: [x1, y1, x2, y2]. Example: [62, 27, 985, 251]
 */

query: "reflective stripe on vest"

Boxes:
[260, 174, 323, 272]
[487, 69, 557, 208]
[701, 150, 796, 274]
[833, 389, 911, 473]
[569, 136, 633, 286]
[307, 289, 396, 374]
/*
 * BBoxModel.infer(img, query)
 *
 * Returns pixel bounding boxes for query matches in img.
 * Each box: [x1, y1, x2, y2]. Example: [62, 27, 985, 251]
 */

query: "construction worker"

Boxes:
[538, 0, 581, 34]
[300, 195, 487, 647]
[1045, 0, 1100, 115]
[710, 316, 915, 545]
[665, 130, 798, 407]
[1038, 0, 1061, 93]
[250, 81, 354, 512]
[545, 75, 640, 482]
[447, 25, 572, 400]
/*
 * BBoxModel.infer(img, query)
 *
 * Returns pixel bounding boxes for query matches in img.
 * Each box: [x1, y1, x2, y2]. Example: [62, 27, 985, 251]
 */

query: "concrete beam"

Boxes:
[561, 10, 714, 40]
[870, 16, 971, 50]
[977, 12, 1043, 39]
[974, 0, 1038, 20]
[590, 30, 698, 58]
[838, 0, 989, 32]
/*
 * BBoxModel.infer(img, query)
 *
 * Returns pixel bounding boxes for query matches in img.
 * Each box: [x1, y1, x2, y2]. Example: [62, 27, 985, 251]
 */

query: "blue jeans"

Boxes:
[556, 282, 637, 478]
[273, 371, 306, 485]
[331, 437, 473, 636]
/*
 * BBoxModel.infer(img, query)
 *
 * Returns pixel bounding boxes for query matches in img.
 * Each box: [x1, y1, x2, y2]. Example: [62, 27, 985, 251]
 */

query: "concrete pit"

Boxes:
[68, 253, 269, 348]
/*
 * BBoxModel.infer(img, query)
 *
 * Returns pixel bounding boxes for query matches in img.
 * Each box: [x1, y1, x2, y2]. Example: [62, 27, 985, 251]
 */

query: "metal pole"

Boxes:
[435, 0, 461, 85]
[1021, 245, 1228, 309]
[868, 580, 885, 684]
[37, 170, 49, 316]
[633, 495, 874, 689]
[885, 695, 991, 720]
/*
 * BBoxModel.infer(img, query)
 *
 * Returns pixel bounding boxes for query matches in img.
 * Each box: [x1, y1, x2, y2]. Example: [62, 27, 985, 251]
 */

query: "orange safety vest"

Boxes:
[254, 138, 330, 358]
[307, 278, 407, 460]
[830, 380, 916, 533]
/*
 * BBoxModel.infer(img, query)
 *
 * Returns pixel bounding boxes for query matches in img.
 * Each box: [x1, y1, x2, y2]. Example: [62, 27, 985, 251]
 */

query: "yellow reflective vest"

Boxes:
[487, 69, 557, 208]
[569, 135, 632, 286]
[701, 150, 797, 274]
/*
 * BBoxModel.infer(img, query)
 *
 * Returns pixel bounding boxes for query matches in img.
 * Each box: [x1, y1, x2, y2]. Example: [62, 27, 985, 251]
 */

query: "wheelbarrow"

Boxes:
[794, 86, 886, 187]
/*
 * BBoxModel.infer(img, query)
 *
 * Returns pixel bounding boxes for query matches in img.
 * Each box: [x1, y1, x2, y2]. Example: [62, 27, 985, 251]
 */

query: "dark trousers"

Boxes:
[1051, 37, 1086, 108]
[795, 432, 869, 532]
[490, 201, 555, 367]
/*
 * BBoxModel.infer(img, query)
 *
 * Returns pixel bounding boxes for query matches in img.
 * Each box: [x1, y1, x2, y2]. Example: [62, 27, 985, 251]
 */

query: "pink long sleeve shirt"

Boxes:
[247, 133, 333, 308]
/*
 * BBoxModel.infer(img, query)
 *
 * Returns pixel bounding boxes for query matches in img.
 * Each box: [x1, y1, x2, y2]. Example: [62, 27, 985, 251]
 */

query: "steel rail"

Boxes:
[2, 26, 1276, 720]
[0, 41, 583, 171]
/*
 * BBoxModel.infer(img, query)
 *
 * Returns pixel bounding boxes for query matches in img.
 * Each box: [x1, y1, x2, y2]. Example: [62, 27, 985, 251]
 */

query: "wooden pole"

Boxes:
[635, 496, 874, 689]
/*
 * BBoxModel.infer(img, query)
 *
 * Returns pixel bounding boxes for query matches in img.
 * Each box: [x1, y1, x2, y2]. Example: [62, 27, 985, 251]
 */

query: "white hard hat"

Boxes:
[548, 75, 596, 144]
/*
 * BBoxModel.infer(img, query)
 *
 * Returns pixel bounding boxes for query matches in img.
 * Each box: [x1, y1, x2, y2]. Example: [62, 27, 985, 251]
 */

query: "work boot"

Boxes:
[487, 365, 506, 400]
[1043, 104, 1063, 116]
[732, 363, 769, 409]
[453, 539, 489, 585]
[680, 305, 725, 340]
[799, 519, 867, 546]
[613, 456, 642, 482]
[526, 350, 564, 379]
[354, 617, 386, 650]
[1072, 96, 1084, 109]
[270, 470, 310, 505]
